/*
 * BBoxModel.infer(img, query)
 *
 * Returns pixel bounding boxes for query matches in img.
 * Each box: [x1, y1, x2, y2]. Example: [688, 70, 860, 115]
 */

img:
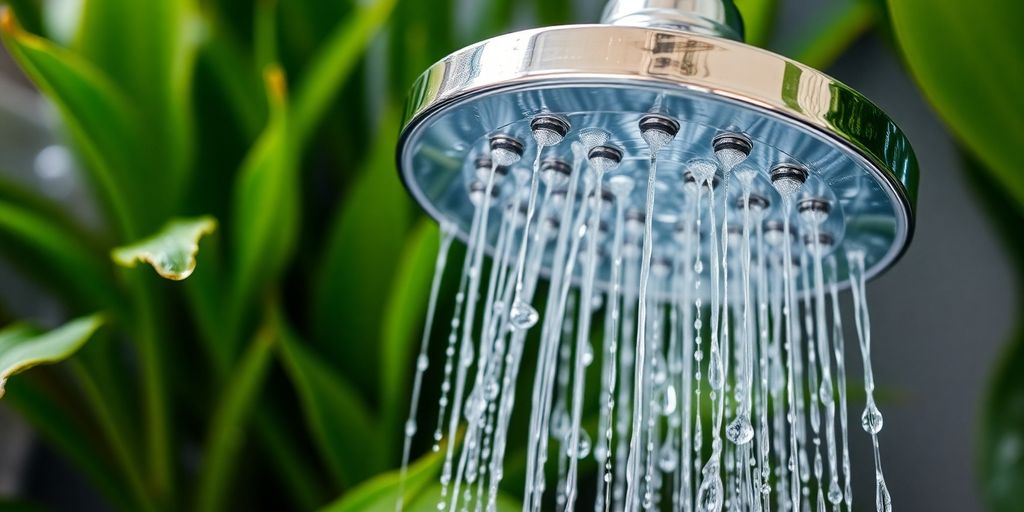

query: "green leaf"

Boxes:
[887, 0, 1024, 212]
[291, 0, 399, 150]
[75, 0, 200, 214]
[229, 66, 297, 347]
[787, 1, 875, 70]
[380, 221, 439, 444]
[734, 0, 778, 47]
[5, 375, 142, 511]
[962, 156, 1024, 512]
[278, 315, 386, 488]
[196, 319, 277, 512]
[317, 450, 442, 512]
[0, 8, 146, 236]
[0, 314, 104, 398]
[112, 216, 217, 281]
[312, 109, 410, 391]
[405, 486, 520, 512]
[0, 198, 123, 312]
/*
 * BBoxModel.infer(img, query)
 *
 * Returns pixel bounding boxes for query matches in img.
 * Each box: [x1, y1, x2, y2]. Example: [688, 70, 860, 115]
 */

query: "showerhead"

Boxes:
[396, 0, 917, 291]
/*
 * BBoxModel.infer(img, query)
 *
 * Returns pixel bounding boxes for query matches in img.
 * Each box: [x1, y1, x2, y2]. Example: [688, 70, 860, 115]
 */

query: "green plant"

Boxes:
[882, 1, 1024, 510]
[0, 0, 1015, 510]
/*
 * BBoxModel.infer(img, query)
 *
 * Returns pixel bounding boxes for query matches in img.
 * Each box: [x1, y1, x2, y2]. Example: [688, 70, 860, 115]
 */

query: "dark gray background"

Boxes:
[0, 1, 1016, 510]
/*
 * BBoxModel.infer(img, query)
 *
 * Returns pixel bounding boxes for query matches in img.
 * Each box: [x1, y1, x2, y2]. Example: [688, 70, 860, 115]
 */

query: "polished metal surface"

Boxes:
[601, 0, 743, 40]
[397, 24, 918, 290]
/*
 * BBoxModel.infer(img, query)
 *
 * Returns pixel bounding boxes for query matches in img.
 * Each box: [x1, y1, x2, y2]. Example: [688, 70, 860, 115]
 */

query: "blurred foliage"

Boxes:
[883, 1, 1024, 510]
[0, 0, 1017, 510]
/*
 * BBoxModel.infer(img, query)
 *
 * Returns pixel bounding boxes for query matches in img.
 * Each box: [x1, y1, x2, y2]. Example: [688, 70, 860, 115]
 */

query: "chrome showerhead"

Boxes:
[395, 3, 917, 512]
[397, 0, 916, 292]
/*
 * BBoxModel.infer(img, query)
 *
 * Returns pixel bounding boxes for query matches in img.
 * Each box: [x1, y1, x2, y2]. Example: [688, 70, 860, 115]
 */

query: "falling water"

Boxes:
[397, 122, 896, 512]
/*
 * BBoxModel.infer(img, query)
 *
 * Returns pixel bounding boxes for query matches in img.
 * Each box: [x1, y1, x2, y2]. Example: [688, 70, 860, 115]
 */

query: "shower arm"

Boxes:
[600, 0, 745, 41]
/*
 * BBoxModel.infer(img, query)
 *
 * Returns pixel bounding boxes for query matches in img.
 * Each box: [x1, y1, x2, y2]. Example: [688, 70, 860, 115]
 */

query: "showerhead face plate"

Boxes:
[397, 24, 917, 290]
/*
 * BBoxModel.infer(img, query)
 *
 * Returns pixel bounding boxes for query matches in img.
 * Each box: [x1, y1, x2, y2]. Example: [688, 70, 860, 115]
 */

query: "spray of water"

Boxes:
[396, 125, 894, 512]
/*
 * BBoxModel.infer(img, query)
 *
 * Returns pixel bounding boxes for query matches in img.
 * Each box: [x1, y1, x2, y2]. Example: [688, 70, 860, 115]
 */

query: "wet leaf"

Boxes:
[317, 449, 442, 512]
[0, 8, 147, 236]
[278, 317, 386, 488]
[887, 0, 1024, 213]
[0, 315, 104, 398]
[112, 216, 217, 281]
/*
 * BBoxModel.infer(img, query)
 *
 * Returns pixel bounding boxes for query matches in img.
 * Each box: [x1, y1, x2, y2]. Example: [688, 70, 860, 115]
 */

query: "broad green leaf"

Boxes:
[0, 198, 123, 312]
[734, 0, 777, 47]
[318, 450, 442, 512]
[887, 0, 1024, 213]
[0, 8, 147, 236]
[196, 320, 277, 512]
[112, 216, 217, 281]
[0, 314, 103, 398]
[75, 0, 200, 214]
[291, 0, 399, 150]
[380, 220, 439, 445]
[313, 109, 410, 391]
[229, 66, 297, 348]
[278, 317, 386, 488]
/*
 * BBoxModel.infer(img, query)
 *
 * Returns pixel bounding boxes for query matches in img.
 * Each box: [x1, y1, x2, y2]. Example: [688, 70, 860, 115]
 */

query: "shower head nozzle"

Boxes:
[396, 2, 917, 290]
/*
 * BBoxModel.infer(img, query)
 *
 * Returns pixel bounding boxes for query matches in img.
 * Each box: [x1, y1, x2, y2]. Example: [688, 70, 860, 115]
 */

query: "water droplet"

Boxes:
[658, 442, 678, 472]
[416, 354, 429, 371]
[697, 461, 724, 512]
[551, 407, 571, 439]
[567, 429, 591, 459]
[726, 416, 754, 445]
[404, 419, 417, 437]
[509, 300, 539, 330]
[484, 379, 500, 401]
[582, 342, 595, 367]
[464, 391, 485, 422]
[708, 350, 724, 390]
[828, 480, 843, 504]
[861, 402, 884, 434]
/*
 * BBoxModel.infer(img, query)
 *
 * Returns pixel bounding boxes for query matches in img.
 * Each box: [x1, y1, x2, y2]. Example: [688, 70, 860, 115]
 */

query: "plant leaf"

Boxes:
[278, 315, 386, 488]
[961, 155, 1024, 512]
[405, 486, 521, 512]
[0, 198, 123, 312]
[887, 0, 1024, 213]
[786, 1, 875, 70]
[229, 66, 297, 348]
[734, 0, 778, 47]
[0, 8, 147, 237]
[196, 319, 277, 512]
[380, 220, 439, 445]
[5, 375, 141, 510]
[0, 314, 104, 398]
[291, 0, 398, 150]
[317, 449, 442, 512]
[112, 216, 217, 281]
[75, 0, 200, 213]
